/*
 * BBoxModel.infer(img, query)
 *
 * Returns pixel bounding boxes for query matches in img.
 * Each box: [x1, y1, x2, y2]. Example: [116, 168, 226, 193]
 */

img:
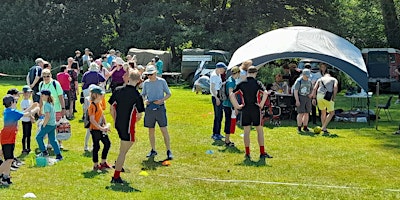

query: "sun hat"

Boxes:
[143, 65, 157, 75]
[216, 62, 227, 69]
[302, 69, 311, 77]
[89, 63, 99, 71]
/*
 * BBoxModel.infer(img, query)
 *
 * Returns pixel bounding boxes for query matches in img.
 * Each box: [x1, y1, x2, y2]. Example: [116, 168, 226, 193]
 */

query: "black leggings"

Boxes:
[90, 130, 111, 163]
[22, 121, 32, 150]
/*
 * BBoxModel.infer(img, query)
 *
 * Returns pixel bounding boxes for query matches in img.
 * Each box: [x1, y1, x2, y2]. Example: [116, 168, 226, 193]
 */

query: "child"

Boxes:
[35, 90, 63, 161]
[0, 95, 39, 185]
[88, 85, 111, 171]
[20, 85, 34, 154]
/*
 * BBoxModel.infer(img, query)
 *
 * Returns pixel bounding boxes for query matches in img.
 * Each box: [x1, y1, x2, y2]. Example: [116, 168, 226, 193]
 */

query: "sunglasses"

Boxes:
[43, 75, 51, 78]
[146, 74, 154, 77]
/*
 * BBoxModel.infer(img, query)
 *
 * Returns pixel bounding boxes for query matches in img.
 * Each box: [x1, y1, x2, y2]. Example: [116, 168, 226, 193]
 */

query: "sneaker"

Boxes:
[46, 144, 53, 150]
[111, 177, 124, 184]
[11, 162, 20, 169]
[211, 134, 218, 140]
[59, 145, 64, 150]
[37, 151, 49, 157]
[10, 166, 18, 171]
[56, 154, 63, 161]
[167, 150, 173, 160]
[1, 177, 12, 185]
[216, 134, 225, 140]
[146, 150, 158, 158]
[260, 153, 273, 159]
[297, 129, 303, 134]
[225, 141, 235, 147]
[303, 127, 310, 132]
[93, 165, 101, 171]
[100, 162, 112, 169]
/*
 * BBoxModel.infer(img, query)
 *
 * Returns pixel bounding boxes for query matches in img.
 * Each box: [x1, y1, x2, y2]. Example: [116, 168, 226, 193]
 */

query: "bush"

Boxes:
[0, 58, 62, 81]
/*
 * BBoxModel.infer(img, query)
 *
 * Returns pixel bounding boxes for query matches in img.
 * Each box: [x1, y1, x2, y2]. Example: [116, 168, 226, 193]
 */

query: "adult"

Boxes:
[293, 69, 313, 133]
[238, 60, 252, 84]
[210, 62, 226, 140]
[271, 73, 289, 94]
[82, 48, 91, 72]
[154, 56, 163, 77]
[74, 50, 83, 68]
[81, 63, 106, 98]
[107, 49, 116, 65]
[109, 57, 126, 93]
[312, 71, 338, 134]
[68, 61, 79, 116]
[27, 58, 45, 102]
[109, 69, 144, 183]
[38, 69, 66, 149]
[283, 63, 301, 91]
[305, 63, 319, 125]
[222, 66, 241, 146]
[230, 66, 273, 159]
[56, 66, 72, 119]
[141, 65, 173, 160]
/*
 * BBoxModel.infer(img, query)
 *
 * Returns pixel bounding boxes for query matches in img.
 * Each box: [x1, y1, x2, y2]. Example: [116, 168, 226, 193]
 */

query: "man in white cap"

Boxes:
[210, 62, 226, 140]
[293, 69, 313, 133]
[141, 65, 173, 160]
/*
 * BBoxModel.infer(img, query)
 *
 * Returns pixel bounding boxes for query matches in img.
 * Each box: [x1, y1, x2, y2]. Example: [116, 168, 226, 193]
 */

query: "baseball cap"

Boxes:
[22, 85, 33, 93]
[216, 62, 227, 69]
[143, 65, 157, 75]
[7, 88, 20, 95]
[37, 89, 51, 96]
[90, 85, 105, 94]
[304, 63, 312, 69]
[302, 69, 311, 77]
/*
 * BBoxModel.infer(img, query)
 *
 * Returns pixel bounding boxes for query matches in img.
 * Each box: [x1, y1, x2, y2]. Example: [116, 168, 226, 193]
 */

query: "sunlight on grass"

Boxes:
[0, 82, 399, 199]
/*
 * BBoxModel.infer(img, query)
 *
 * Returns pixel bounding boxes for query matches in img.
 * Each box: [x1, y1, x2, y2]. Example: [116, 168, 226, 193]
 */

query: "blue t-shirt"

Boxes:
[43, 102, 56, 126]
[142, 77, 171, 103]
[2, 108, 24, 144]
[222, 76, 236, 107]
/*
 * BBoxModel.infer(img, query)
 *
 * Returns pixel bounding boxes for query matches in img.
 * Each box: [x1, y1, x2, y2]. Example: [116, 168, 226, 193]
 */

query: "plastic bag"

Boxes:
[56, 116, 71, 140]
[36, 116, 47, 139]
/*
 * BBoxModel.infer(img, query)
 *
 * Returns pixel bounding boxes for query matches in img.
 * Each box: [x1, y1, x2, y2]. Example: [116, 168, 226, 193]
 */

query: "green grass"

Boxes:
[0, 80, 399, 199]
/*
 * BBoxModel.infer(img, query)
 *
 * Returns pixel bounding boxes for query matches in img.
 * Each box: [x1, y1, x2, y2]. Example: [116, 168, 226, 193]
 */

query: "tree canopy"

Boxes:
[0, 0, 399, 61]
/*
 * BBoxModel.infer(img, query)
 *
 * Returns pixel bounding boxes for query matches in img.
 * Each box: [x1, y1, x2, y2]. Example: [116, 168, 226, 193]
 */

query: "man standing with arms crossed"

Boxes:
[142, 65, 173, 160]
[230, 66, 273, 159]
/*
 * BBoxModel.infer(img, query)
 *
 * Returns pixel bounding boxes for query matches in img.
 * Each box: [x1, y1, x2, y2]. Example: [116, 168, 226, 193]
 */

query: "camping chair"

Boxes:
[376, 96, 393, 121]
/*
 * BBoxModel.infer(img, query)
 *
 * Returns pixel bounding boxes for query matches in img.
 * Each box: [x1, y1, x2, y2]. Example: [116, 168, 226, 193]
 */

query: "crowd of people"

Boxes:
[210, 59, 338, 160]
[0, 48, 169, 185]
[0, 49, 339, 185]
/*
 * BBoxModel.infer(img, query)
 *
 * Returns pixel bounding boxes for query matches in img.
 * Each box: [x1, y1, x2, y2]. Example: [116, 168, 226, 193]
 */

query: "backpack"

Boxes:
[84, 102, 97, 128]
[218, 81, 229, 101]
[39, 80, 57, 91]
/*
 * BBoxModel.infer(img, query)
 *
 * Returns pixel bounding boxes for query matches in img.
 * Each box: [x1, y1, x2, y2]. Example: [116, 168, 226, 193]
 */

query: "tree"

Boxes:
[380, 0, 400, 48]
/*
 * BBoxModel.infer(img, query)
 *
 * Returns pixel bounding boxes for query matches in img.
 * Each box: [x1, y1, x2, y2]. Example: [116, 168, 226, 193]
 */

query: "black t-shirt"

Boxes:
[233, 77, 266, 108]
[108, 85, 145, 133]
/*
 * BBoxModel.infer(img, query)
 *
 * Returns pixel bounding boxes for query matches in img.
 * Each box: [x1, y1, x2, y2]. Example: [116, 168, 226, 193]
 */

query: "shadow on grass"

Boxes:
[235, 157, 271, 167]
[82, 150, 92, 158]
[106, 182, 141, 193]
[82, 169, 109, 179]
[218, 146, 243, 154]
[212, 140, 225, 146]
[298, 131, 317, 137]
[141, 157, 164, 171]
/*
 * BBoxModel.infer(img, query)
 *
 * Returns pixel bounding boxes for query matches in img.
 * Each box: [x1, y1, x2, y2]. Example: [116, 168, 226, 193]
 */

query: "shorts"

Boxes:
[297, 95, 312, 113]
[241, 106, 262, 126]
[144, 105, 168, 128]
[118, 109, 137, 142]
[317, 93, 335, 112]
[2, 144, 14, 160]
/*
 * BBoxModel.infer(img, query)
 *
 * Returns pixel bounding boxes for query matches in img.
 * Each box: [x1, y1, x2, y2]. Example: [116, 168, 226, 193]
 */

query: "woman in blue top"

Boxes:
[36, 90, 63, 160]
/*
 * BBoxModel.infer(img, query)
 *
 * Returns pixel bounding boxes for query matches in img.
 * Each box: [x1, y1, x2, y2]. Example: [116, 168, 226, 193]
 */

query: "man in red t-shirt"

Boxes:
[57, 66, 72, 119]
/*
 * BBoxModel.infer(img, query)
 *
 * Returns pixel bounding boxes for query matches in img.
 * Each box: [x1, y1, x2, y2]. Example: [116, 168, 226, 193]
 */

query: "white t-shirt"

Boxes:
[21, 99, 32, 122]
[209, 70, 222, 97]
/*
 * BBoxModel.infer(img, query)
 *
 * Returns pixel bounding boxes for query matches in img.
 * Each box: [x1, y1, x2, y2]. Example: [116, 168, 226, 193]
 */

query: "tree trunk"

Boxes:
[380, 0, 400, 48]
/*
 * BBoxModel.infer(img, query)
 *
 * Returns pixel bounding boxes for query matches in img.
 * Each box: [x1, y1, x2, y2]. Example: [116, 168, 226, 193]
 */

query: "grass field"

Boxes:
[0, 80, 399, 199]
